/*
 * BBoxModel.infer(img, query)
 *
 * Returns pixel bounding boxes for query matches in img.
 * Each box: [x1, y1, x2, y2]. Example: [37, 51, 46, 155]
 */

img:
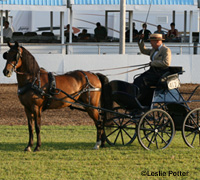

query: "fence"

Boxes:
[0, 42, 198, 55]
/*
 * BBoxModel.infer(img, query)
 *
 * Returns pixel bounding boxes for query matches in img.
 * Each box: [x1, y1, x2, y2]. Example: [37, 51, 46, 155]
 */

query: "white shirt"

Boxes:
[3, 27, 13, 39]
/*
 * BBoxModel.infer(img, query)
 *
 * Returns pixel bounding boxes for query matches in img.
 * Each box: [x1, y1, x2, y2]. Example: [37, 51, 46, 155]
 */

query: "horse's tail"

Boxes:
[96, 73, 114, 121]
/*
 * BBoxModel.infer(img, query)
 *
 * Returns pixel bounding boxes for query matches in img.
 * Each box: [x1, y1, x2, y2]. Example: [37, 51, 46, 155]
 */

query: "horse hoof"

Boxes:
[93, 140, 101, 150]
[24, 147, 32, 152]
[100, 144, 105, 148]
[34, 147, 40, 152]
[93, 146, 99, 150]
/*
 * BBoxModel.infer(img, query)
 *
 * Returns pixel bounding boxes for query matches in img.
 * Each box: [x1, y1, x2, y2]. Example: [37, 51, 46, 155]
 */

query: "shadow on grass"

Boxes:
[0, 142, 97, 152]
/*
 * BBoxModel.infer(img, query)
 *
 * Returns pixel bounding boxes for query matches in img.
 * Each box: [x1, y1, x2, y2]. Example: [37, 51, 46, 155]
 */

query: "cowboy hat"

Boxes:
[148, 33, 165, 41]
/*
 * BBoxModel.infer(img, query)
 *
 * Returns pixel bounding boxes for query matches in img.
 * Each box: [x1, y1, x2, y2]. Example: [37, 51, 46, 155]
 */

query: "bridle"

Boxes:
[6, 47, 24, 75]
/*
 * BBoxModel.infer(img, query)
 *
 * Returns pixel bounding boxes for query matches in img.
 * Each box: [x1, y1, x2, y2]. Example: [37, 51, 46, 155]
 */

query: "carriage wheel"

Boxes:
[182, 108, 200, 148]
[104, 107, 137, 146]
[137, 109, 175, 150]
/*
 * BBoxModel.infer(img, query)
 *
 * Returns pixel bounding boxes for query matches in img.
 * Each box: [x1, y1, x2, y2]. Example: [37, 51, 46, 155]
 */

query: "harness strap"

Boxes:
[42, 72, 57, 111]
[79, 71, 101, 105]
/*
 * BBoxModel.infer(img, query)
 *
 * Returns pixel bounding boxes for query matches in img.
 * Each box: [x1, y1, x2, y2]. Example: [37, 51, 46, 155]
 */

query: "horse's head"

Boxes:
[3, 42, 22, 77]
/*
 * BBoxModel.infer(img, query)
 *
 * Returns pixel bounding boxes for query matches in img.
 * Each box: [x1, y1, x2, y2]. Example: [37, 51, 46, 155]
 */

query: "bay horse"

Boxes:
[3, 42, 108, 152]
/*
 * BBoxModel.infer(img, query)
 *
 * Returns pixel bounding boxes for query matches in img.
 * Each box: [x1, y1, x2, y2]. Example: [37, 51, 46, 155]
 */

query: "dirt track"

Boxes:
[0, 83, 200, 126]
[0, 84, 94, 126]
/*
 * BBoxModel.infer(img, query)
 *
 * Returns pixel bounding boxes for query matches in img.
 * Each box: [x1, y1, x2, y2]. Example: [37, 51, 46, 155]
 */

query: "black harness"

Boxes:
[18, 71, 101, 111]
[42, 72, 57, 111]
[17, 71, 56, 111]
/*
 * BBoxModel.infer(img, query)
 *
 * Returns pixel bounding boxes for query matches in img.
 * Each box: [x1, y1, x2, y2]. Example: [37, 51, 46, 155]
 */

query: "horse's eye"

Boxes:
[3, 52, 8, 60]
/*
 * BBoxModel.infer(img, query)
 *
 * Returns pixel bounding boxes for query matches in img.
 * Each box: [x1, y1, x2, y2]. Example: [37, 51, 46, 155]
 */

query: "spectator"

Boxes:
[138, 23, 151, 41]
[78, 29, 90, 41]
[125, 22, 139, 42]
[94, 22, 107, 42]
[3, 21, 13, 42]
[154, 25, 165, 38]
[167, 22, 179, 41]
[64, 24, 75, 42]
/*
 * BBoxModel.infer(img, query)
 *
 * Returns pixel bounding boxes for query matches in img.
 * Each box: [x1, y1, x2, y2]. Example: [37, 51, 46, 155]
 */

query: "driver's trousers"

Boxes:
[133, 66, 169, 106]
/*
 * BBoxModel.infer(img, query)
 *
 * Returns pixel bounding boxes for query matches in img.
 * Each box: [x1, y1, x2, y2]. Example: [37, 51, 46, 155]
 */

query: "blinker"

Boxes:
[3, 52, 8, 60]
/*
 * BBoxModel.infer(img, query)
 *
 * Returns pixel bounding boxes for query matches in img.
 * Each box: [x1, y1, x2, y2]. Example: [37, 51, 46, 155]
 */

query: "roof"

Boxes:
[72, 0, 197, 11]
[0, 0, 197, 11]
[74, 0, 194, 5]
[0, 0, 67, 11]
[0, 0, 65, 6]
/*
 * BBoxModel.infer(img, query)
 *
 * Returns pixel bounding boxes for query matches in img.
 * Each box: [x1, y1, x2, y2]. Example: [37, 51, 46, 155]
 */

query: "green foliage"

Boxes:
[0, 125, 199, 180]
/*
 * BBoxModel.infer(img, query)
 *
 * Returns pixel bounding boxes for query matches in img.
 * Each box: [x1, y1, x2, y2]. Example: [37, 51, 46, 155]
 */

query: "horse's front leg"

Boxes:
[33, 106, 42, 152]
[24, 108, 34, 152]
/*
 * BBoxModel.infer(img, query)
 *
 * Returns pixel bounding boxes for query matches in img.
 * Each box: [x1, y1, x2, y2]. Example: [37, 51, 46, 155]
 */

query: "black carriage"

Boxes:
[103, 66, 200, 150]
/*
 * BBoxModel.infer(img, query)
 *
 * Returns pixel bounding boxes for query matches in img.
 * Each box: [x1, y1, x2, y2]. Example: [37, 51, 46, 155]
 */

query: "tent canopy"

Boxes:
[72, 0, 197, 11]
[0, 0, 197, 11]
[0, 0, 67, 11]
[74, 0, 194, 5]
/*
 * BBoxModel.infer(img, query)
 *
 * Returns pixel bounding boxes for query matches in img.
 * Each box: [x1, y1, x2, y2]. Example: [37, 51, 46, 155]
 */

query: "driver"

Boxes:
[134, 33, 172, 106]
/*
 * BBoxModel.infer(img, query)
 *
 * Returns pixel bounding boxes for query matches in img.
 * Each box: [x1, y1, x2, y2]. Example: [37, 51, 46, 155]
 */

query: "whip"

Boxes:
[139, 0, 153, 43]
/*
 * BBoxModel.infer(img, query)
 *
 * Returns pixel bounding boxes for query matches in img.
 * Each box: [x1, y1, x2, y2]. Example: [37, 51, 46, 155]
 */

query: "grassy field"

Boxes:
[0, 125, 199, 180]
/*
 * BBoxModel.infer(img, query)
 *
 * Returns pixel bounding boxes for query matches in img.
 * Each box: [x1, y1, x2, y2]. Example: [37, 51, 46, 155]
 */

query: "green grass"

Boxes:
[0, 125, 199, 180]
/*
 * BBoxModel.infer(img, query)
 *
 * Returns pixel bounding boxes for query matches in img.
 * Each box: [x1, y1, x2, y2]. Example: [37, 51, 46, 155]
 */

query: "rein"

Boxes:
[89, 63, 149, 72]
[105, 64, 149, 76]
[90, 63, 150, 76]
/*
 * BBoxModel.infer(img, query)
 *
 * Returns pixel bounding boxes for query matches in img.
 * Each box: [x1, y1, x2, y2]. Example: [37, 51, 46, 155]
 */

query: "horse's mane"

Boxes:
[21, 47, 40, 77]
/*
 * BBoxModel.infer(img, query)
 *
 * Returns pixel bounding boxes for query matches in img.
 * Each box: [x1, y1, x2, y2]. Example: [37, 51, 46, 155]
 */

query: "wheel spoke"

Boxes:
[143, 117, 154, 129]
[122, 128, 133, 140]
[120, 130, 124, 145]
[162, 130, 173, 138]
[185, 124, 196, 129]
[155, 134, 159, 149]
[106, 127, 119, 138]
[139, 127, 155, 132]
[157, 133, 169, 145]
[141, 131, 154, 140]
[185, 130, 198, 138]
[114, 129, 121, 145]
[188, 116, 199, 127]
[191, 131, 197, 146]
[147, 132, 155, 148]
[113, 119, 120, 126]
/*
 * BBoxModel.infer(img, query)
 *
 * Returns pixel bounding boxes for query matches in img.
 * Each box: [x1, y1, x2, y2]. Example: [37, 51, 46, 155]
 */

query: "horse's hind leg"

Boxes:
[24, 108, 34, 152]
[86, 107, 104, 150]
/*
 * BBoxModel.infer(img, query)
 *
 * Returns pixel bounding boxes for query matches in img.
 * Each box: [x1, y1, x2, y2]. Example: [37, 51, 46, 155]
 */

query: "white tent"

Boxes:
[0, 0, 199, 54]
[0, 0, 68, 44]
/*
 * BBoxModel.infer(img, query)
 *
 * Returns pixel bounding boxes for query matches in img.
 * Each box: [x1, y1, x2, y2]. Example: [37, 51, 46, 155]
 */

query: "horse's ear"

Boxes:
[3, 52, 8, 60]
[15, 41, 19, 47]
[7, 42, 11, 48]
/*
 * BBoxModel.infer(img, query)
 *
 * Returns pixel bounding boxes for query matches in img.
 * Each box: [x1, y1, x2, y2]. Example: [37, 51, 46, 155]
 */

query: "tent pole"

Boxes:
[60, 11, 65, 54]
[129, 11, 133, 43]
[1, 10, 3, 44]
[184, 11, 187, 42]
[50, 11, 53, 33]
[105, 11, 108, 30]
[69, 7, 73, 43]
[119, 0, 126, 54]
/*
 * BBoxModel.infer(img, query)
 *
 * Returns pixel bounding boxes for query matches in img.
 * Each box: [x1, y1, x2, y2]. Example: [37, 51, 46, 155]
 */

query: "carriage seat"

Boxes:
[110, 80, 148, 110]
[157, 66, 184, 90]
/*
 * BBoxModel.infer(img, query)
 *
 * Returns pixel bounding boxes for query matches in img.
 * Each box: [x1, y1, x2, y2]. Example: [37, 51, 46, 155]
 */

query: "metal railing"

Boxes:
[0, 42, 198, 55]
